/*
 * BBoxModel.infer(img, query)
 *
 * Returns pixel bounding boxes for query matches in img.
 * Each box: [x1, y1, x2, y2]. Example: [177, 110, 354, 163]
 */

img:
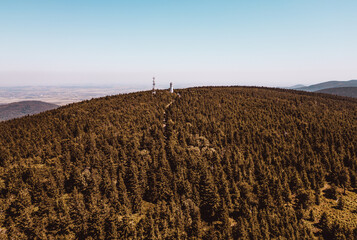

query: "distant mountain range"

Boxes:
[317, 87, 357, 98]
[0, 100, 58, 121]
[293, 80, 357, 92]
[290, 80, 357, 98]
[286, 84, 306, 89]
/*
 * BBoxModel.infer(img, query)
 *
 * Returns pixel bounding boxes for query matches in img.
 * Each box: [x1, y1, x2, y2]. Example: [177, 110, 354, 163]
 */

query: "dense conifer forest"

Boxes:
[0, 86, 356, 239]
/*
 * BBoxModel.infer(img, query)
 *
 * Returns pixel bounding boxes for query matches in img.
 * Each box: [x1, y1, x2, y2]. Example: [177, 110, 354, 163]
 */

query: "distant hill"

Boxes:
[0, 100, 58, 121]
[295, 80, 357, 92]
[286, 84, 306, 89]
[317, 87, 357, 98]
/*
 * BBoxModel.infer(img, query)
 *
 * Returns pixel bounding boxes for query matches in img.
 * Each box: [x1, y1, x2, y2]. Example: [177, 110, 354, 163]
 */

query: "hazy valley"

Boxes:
[0, 86, 139, 106]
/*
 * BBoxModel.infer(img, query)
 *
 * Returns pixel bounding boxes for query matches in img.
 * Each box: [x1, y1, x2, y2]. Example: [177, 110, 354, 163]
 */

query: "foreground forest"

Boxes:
[0, 87, 356, 239]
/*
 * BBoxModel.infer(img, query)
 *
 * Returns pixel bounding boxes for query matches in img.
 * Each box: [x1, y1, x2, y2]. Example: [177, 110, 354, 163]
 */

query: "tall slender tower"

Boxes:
[152, 77, 156, 94]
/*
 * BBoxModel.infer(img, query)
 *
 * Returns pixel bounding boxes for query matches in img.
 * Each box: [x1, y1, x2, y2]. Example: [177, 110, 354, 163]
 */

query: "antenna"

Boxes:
[152, 77, 156, 94]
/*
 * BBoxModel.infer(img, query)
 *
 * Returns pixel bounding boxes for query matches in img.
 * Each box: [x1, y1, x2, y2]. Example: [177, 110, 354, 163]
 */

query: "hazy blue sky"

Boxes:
[0, 0, 356, 88]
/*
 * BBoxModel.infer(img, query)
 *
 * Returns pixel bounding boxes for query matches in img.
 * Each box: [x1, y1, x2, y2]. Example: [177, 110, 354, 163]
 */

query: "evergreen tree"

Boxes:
[337, 196, 345, 210]
[199, 171, 220, 222]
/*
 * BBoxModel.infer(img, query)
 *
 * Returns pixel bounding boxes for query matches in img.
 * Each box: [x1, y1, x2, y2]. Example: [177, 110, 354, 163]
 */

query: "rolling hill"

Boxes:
[295, 80, 357, 92]
[0, 87, 356, 239]
[316, 87, 357, 98]
[0, 101, 58, 121]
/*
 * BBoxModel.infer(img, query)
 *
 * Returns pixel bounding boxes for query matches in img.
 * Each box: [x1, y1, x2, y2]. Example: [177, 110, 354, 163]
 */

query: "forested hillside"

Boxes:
[0, 87, 356, 239]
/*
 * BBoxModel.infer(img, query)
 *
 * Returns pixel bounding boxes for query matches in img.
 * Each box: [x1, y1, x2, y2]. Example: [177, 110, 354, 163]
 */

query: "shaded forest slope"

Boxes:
[0, 87, 356, 239]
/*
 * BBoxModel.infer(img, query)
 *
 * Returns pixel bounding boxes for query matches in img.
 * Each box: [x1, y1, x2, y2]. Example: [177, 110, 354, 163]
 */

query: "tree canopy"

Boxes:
[0, 87, 356, 239]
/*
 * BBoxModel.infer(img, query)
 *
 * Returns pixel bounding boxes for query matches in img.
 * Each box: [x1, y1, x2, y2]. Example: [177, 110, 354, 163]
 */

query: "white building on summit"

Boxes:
[170, 82, 173, 93]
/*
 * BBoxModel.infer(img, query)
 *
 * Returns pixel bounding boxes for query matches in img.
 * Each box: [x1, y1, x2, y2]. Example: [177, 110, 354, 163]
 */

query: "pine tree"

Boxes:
[339, 169, 351, 195]
[337, 196, 345, 210]
[309, 209, 315, 221]
[199, 171, 220, 222]
[315, 189, 321, 205]
[190, 206, 202, 239]
[125, 161, 142, 213]
[116, 173, 131, 214]
[318, 212, 331, 238]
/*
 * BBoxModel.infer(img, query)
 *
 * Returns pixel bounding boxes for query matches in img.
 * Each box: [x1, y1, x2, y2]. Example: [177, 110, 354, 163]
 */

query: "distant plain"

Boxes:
[0, 86, 140, 106]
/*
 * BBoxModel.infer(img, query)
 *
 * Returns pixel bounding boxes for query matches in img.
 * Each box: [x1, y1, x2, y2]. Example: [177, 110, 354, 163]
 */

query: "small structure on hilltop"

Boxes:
[152, 77, 156, 95]
[170, 82, 174, 93]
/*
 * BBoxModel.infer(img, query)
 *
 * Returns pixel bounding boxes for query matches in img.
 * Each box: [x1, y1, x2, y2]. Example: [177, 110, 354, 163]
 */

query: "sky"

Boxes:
[0, 0, 356, 88]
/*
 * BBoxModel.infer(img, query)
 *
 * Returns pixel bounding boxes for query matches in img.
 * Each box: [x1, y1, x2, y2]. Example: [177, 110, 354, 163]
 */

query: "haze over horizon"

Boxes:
[1, 1, 356, 88]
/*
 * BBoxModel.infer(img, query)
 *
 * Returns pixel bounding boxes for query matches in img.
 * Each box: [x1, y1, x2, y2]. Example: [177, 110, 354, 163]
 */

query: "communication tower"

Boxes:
[152, 77, 156, 94]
